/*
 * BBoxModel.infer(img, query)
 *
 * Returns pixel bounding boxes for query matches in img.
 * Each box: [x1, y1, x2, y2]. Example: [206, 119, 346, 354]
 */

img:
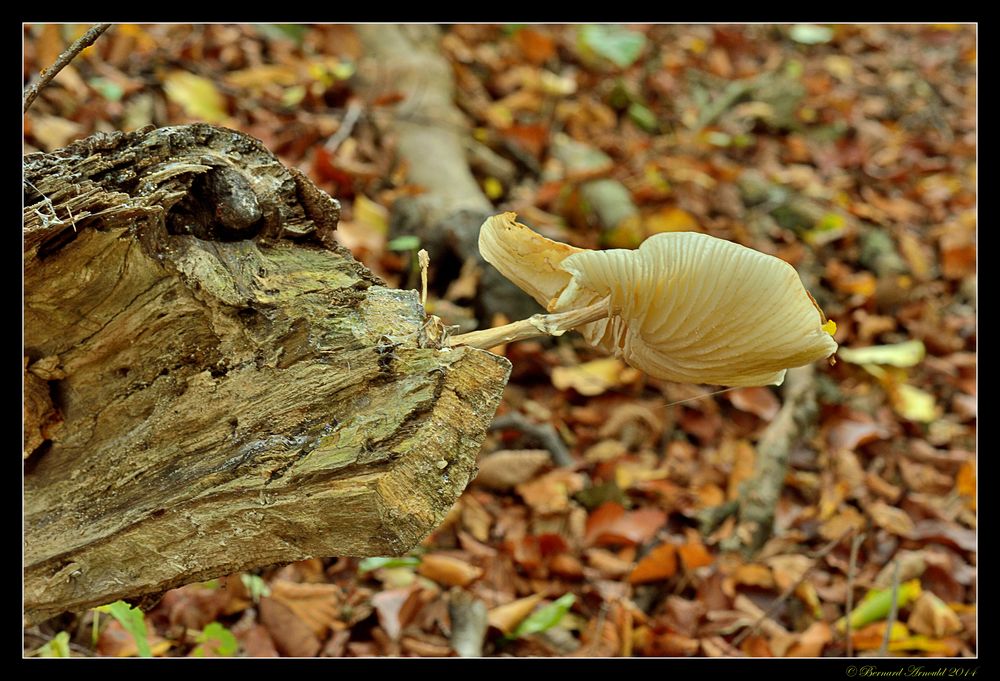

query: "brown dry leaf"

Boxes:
[827, 417, 890, 450]
[550, 552, 585, 579]
[551, 357, 638, 396]
[235, 624, 280, 657]
[516, 469, 586, 514]
[899, 458, 955, 495]
[907, 592, 964, 638]
[96, 620, 171, 658]
[269, 580, 343, 638]
[833, 449, 867, 499]
[586, 506, 666, 547]
[678, 533, 714, 571]
[585, 547, 634, 578]
[866, 470, 904, 502]
[662, 596, 706, 637]
[869, 500, 916, 537]
[513, 27, 557, 64]
[320, 630, 351, 657]
[371, 585, 423, 641]
[724, 439, 756, 500]
[701, 635, 744, 657]
[476, 450, 551, 491]
[584, 439, 628, 463]
[785, 621, 832, 657]
[766, 554, 812, 592]
[418, 554, 484, 587]
[819, 503, 866, 542]
[628, 542, 678, 584]
[728, 387, 780, 420]
[487, 593, 545, 634]
[460, 494, 493, 542]
[259, 595, 321, 657]
[649, 631, 701, 656]
[158, 582, 240, 631]
[732, 563, 775, 589]
[741, 635, 774, 657]
[401, 635, 454, 657]
[29, 112, 84, 151]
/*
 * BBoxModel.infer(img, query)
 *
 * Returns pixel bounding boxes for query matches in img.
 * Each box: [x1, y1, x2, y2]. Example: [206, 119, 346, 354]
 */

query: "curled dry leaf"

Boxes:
[475, 449, 551, 491]
[628, 542, 678, 584]
[479, 212, 837, 386]
[371, 585, 423, 642]
[418, 554, 484, 587]
[515, 469, 586, 514]
[487, 593, 545, 634]
[268, 580, 344, 638]
[907, 591, 963, 638]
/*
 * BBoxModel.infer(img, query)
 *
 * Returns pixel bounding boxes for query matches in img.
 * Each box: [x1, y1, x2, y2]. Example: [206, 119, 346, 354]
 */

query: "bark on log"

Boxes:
[23, 124, 510, 625]
[354, 24, 539, 322]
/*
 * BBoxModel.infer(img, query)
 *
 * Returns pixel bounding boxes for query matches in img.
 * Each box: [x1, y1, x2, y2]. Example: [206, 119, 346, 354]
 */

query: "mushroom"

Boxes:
[449, 212, 838, 387]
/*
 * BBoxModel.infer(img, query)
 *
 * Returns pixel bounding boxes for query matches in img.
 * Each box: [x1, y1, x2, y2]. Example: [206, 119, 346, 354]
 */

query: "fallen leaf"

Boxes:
[839, 339, 926, 367]
[488, 594, 545, 634]
[628, 542, 678, 584]
[371, 585, 423, 641]
[907, 591, 963, 638]
[418, 554, 483, 587]
[400, 635, 454, 657]
[648, 631, 701, 656]
[585, 505, 666, 547]
[549, 553, 585, 579]
[268, 580, 343, 638]
[851, 621, 910, 650]
[911, 520, 976, 552]
[728, 387, 780, 420]
[732, 564, 775, 589]
[827, 417, 890, 450]
[585, 548, 633, 578]
[163, 70, 228, 123]
[836, 579, 922, 632]
[476, 450, 551, 491]
[551, 357, 637, 396]
[28, 112, 83, 151]
[678, 536, 714, 571]
[516, 469, 586, 514]
[259, 596, 321, 657]
[785, 621, 832, 657]
[645, 206, 701, 234]
[234, 624, 279, 657]
[96, 619, 172, 658]
[891, 383, 940, 423]
[513, 27, 557, 64]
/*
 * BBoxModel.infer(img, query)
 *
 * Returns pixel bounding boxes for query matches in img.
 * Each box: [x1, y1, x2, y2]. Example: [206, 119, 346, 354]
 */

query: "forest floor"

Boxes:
[23, 24, 976, 658]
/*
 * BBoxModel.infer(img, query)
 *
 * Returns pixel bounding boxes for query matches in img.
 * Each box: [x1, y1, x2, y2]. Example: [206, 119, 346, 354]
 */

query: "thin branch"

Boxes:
[448, 298, 610, 350]
[488, 412, 573, 467]
[24, 23, 113, 114]
[878, 560, 902, 657]
[845, 532, 865, 657]
[731, 529, 852, 648]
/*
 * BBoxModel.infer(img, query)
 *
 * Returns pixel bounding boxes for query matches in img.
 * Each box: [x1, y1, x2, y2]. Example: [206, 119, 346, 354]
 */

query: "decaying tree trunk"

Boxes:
[23, 124, 510, 625]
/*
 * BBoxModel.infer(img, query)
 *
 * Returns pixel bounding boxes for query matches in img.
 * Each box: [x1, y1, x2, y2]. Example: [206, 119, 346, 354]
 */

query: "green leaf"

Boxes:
[838, 340, 926, 368]
[94, 601, 152, 658]
[386, 235, 421, 252]
[256, 24, 307, 45]
[511, 593, 576, 638]
[89, 77, 124, 102]
[192, 622, 239, 657]
[790, 24, 834, 45]
[358, 556, 422, 574]
[33, 631, 71, 657]
[627, 102, 659, 133]
[579, 25, 647, 68]
[836, 579, 922, 632]
[240, 573, 271, 604]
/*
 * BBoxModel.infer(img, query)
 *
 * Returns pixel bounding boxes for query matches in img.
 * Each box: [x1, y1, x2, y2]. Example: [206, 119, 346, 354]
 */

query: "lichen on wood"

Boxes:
[23, 124, 510, 625]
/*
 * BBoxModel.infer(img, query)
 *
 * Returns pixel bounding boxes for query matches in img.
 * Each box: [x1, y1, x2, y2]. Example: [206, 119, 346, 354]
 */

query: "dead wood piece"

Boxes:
[722, 365, 818, 555]
[23, 124, 510, 625]
[354, 25, 539, 322]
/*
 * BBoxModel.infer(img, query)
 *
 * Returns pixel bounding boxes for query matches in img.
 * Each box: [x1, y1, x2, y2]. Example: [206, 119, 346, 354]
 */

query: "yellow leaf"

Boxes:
[838, 340, 925, 367]
[551, 357, 634, 396]
[353, 195, 389, 235]
[892, 384, 939, 423]
[645, 207, 700, 234]
[163, 71, 228, 123]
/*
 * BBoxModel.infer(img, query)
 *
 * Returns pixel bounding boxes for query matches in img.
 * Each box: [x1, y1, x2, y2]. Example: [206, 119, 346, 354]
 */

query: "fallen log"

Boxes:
[23, 123, 510, 625]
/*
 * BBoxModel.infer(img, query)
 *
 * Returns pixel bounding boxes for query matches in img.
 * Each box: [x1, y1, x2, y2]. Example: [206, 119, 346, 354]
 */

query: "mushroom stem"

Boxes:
[448, 298, 611, 350]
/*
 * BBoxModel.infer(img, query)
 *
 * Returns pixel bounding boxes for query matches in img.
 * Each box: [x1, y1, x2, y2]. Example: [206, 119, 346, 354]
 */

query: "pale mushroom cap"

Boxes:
[479, 212, 582, 311]
[479, 213, 838, 387]
[555, 232, 838, 387]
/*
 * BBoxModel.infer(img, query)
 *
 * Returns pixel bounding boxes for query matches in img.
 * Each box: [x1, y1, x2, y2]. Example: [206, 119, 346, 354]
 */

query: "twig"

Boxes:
[23, 23, 112, 114]
[731, 529, 851, 648]
[324, 99, 364, 154]
[488, 412, 573, 467]
[448, 298, 610, 350]
[845, 532, 865, 658]
[878, 560, 902, 657]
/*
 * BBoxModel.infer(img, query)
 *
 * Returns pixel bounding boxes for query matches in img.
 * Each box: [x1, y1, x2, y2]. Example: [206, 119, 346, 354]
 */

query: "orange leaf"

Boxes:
[785, 621, 832, 657]
[628, 542, 678, 584]
[589, 508, 667, 547]
[678, 540, 714, 571]
[513, 28, 557, 64]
